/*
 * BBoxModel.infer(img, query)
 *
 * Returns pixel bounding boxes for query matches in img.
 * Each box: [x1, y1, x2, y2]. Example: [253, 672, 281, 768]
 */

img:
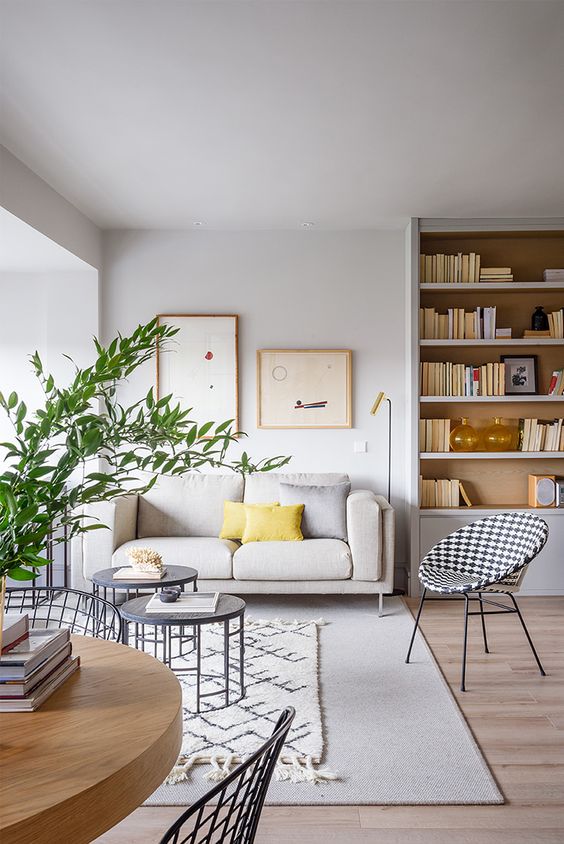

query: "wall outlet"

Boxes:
[354, 441, 367, 453]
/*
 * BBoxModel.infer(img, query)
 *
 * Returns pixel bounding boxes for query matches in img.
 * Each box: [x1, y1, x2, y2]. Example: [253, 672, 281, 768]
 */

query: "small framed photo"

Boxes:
[501, 355, 538, 395]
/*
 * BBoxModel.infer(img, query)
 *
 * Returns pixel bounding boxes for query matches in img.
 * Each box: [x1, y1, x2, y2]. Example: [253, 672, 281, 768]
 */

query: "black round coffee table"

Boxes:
[120, 594, 246, 712]
[92, 565, 198, 603]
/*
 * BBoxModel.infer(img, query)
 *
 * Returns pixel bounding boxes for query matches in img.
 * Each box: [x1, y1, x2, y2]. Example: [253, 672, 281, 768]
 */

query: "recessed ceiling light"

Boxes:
[193, 221, 205, 227]
[301, 221, 315, 228]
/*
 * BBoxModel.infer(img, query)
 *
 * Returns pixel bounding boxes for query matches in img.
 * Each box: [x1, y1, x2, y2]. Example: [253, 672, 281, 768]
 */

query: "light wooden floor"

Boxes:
[95, 596, 564, 843]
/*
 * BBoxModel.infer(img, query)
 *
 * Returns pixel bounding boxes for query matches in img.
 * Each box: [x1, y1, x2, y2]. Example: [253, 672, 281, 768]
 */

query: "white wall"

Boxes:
[0, 271, 98, 455]
[0, 146, 101, 269]
[101, 229, 408, 570]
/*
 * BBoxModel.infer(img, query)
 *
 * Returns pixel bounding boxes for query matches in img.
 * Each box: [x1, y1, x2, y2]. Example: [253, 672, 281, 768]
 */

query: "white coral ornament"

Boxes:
[126, 547, 164, 573]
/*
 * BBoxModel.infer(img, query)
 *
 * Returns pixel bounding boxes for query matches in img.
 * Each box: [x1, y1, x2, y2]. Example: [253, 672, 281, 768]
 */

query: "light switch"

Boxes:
[354, 441, 367, 453]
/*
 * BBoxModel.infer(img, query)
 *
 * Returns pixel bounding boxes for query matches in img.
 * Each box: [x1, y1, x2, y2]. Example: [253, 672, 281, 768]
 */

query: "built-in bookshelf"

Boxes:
[409, 220, 564, 596]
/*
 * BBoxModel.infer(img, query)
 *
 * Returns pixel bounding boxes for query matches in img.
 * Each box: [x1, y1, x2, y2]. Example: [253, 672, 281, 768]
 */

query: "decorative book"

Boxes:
[112, 567, 168, 580]
[145, 592, 220, 614]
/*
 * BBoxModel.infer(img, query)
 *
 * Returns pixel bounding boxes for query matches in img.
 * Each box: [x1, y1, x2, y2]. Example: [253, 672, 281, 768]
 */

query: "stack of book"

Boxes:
[420, 306, 498, 340]
[543, 269, 564, 282]
[420, 253, 481, 284]
[420, 477, 472, 508]
[0, 616, 79, 712]
[518, 419, 564, 452]
[419, 419, 451, 452]
[420, 361, 506, 397]
[145, 591, 219, 614]
[548, 370, 564, 396]
[480, 267, 514, 283]
[112, 566, 168, 581]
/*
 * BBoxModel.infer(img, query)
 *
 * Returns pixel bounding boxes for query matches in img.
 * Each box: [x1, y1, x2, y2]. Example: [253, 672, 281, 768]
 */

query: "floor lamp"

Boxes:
[370, 391, 392, 503]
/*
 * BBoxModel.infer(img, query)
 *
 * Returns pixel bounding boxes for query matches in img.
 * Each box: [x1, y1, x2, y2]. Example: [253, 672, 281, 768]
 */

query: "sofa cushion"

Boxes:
[113, 537, 237, 579]
[137, 473, 244, 538]
[233, 538, 352, 581]
[219, 501, 279, 540]
[244, 472, 350, 504]
[279, 480, 351, 541]
[241, 504, 304, 543]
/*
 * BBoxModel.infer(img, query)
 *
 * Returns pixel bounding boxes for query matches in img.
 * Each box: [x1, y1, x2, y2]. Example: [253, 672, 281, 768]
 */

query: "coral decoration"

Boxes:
[126, 547, 164, 573]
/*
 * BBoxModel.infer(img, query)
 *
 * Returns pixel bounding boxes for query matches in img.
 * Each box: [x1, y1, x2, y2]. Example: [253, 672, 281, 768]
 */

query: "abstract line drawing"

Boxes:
[257, 349, 352, 429]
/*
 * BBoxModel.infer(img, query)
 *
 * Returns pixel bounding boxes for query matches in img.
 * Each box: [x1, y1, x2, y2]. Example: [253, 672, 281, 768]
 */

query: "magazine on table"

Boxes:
[145, 592, 220, 614]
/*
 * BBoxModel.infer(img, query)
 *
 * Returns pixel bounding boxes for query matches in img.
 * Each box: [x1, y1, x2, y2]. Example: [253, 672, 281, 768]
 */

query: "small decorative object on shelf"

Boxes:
[159, 587, 181, 603]
[501, 355, 538, 396]
[483, 417, 514, 452]
[528, 474, 557, 508]
[449, 418, 480, 452]
[531, 306, 549, 331]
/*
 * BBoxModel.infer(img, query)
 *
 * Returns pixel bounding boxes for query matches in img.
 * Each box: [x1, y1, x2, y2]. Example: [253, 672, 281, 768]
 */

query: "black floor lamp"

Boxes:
[370, 391, 392, 503]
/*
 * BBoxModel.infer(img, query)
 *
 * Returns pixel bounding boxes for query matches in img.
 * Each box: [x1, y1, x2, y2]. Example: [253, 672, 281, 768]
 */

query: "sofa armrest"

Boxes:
[346, 490, 395, 585]
[71, 495, 138, 587]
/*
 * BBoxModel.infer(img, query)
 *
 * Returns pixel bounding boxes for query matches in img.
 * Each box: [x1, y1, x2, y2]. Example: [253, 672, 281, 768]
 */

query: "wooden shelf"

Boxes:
[420, 282, 564, 292]
[420, 506, 564, 517]
[420, 452, 564, 460]
[420, 395, 564, 403]
[420, 339, 564, 347]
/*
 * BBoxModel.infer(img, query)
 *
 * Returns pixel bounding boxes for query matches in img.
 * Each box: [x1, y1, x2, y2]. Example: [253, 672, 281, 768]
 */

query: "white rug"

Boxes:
[146, 596, 503, 805]
[168, 617, 335, 784]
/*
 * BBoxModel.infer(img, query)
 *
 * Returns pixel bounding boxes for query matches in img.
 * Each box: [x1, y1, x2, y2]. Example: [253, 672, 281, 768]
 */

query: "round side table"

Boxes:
[120, 593, 246, 713]
[92, 564, 198, 603]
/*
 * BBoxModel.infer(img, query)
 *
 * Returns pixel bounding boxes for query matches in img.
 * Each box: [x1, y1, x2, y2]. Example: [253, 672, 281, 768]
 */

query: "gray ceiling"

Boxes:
[1, 0, 563, 229]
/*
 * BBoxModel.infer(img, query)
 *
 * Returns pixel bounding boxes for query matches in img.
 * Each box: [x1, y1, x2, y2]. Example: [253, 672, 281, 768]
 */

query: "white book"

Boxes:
[112, 567, 167, 580]
[145, 592, 220, 614]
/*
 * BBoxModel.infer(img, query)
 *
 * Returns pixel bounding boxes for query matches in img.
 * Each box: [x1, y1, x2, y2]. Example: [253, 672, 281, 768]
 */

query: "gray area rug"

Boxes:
[145, 595, 503, 805]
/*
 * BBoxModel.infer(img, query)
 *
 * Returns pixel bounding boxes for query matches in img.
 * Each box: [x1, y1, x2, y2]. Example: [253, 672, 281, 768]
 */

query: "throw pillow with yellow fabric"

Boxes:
[241, 503, 304, 543]
[219, 501, 279, 540]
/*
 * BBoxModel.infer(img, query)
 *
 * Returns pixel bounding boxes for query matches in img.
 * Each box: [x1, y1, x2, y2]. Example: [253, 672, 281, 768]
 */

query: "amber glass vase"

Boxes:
[483, 417, 513, 452]
[449, 418, 480, 452]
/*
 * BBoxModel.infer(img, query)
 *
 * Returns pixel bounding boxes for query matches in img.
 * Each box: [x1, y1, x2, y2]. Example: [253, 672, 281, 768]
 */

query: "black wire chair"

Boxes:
[159, 707, 295, 844]
[5, 586, 122, 641]
[405, 512, 549, 691]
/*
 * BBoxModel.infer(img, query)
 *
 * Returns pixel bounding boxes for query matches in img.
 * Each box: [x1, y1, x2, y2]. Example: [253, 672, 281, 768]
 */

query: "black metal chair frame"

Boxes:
[5, 586, 122, 642]
[159, 707, 295, 844]
[406, 588, 546, 692]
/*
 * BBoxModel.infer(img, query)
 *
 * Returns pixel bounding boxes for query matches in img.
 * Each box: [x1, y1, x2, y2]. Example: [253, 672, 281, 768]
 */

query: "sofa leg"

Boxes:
[378, 593, 384, 618]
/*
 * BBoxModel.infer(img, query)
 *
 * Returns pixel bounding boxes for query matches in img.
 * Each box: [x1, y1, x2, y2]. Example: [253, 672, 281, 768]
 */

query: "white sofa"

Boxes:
[71, 472, 395, 613]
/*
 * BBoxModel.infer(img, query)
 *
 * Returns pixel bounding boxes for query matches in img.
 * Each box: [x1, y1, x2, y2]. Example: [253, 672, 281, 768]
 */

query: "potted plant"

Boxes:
[0, 318, 289, 646]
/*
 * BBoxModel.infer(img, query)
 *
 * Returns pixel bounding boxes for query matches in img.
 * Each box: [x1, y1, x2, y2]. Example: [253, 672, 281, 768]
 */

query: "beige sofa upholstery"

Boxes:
[71, 472, 395, 610]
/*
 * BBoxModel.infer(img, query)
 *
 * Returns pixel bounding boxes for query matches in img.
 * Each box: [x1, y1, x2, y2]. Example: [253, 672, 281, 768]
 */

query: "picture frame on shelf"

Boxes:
[257, 349, 352, 429]
[156, 314, 239, 431]
[501, 355, 538, 396]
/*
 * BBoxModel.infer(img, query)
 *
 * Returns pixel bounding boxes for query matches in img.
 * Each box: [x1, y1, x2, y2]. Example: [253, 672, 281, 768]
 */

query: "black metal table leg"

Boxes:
[224, 620, 230, 707]
[509, 593, 546, 676]
[478, 592, 490, 653]
[239, 612, 245, 697]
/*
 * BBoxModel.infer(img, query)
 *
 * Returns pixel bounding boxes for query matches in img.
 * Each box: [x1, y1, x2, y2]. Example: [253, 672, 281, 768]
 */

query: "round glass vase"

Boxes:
[449, 418, 480, 453]
[483, 417, 513, 452]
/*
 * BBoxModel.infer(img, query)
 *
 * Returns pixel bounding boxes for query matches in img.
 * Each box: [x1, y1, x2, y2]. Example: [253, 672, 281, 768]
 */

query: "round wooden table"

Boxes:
[0, 636, 183, 844]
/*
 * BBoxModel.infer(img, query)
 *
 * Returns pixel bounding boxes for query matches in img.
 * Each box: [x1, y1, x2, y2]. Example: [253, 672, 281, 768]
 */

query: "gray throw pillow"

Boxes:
[279, 481, 351, 541]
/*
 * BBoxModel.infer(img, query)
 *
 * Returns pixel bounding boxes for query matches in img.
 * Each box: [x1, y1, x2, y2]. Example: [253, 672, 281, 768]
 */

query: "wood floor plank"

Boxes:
[94, 596, 564, 843]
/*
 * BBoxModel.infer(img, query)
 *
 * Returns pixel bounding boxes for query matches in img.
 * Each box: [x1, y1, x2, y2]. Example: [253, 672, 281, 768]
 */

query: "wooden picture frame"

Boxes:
[157, 314, 239, 431]
[257, 349, 352, 429]
[501, 354, 538, 396]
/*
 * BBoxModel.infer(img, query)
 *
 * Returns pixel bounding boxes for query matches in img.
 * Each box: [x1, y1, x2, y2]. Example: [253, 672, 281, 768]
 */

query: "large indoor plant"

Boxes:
[0, 318, 289, 643]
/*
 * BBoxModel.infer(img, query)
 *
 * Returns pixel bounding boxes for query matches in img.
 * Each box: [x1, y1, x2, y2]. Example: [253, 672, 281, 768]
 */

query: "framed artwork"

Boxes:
[157, 314, 239, 430]
[257, 349, 352, 429]
[501, 355, 538, 395]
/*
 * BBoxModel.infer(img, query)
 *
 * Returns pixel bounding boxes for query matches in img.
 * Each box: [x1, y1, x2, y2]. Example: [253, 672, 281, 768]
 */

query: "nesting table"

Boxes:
[92, 564, 198, 603]
[120, 593, 246, 713]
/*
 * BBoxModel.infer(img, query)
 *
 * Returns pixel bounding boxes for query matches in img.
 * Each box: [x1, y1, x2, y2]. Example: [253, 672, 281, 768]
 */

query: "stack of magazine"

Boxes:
[1, 614, 80, 712]
[145, 592, 220, 614]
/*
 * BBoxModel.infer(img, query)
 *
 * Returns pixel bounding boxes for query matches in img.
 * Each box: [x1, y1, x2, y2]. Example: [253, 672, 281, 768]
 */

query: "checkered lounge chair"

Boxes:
[405, 512, 549, 691]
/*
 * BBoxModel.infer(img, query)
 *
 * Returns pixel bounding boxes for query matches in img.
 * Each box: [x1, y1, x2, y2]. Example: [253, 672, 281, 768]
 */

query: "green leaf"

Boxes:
[198, 421, 214, 438]
[7, 566, 39, 581]
[8, 391, 18, 409]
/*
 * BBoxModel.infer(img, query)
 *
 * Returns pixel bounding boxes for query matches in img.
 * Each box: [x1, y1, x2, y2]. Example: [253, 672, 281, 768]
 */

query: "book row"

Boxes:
[419, 417, 564, 453]
[420, 306, 499, 340]
[419, 477, 473, 508]
[420, 362, 506, 397]
[420, 253, 482, 284]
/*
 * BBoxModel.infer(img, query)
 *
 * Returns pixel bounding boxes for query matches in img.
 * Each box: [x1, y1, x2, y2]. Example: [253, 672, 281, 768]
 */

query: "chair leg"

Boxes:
[405, 588, 426, 664]
[478, 592, 489, 654]
[461, 594, 470, 692]
[509, 593, 546, 677]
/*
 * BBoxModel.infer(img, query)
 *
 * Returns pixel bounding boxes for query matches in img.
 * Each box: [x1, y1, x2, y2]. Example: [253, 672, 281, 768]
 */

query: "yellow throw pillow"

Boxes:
[241, 504, 304, 543]
[219, 501, 279, 540]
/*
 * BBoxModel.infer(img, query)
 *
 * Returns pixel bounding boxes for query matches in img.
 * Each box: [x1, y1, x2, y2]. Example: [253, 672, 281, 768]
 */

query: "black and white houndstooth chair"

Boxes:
[405, 512, 549, 691]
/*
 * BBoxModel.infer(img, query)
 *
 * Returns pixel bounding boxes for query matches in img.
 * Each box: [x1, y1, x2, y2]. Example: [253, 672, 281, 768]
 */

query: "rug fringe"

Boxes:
[275, 755, 339, 784]
[245, 616, 327, 628]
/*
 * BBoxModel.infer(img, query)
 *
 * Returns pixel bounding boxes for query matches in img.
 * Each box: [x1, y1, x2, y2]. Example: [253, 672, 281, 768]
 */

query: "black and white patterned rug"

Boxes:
[167, 617, 337, 785]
